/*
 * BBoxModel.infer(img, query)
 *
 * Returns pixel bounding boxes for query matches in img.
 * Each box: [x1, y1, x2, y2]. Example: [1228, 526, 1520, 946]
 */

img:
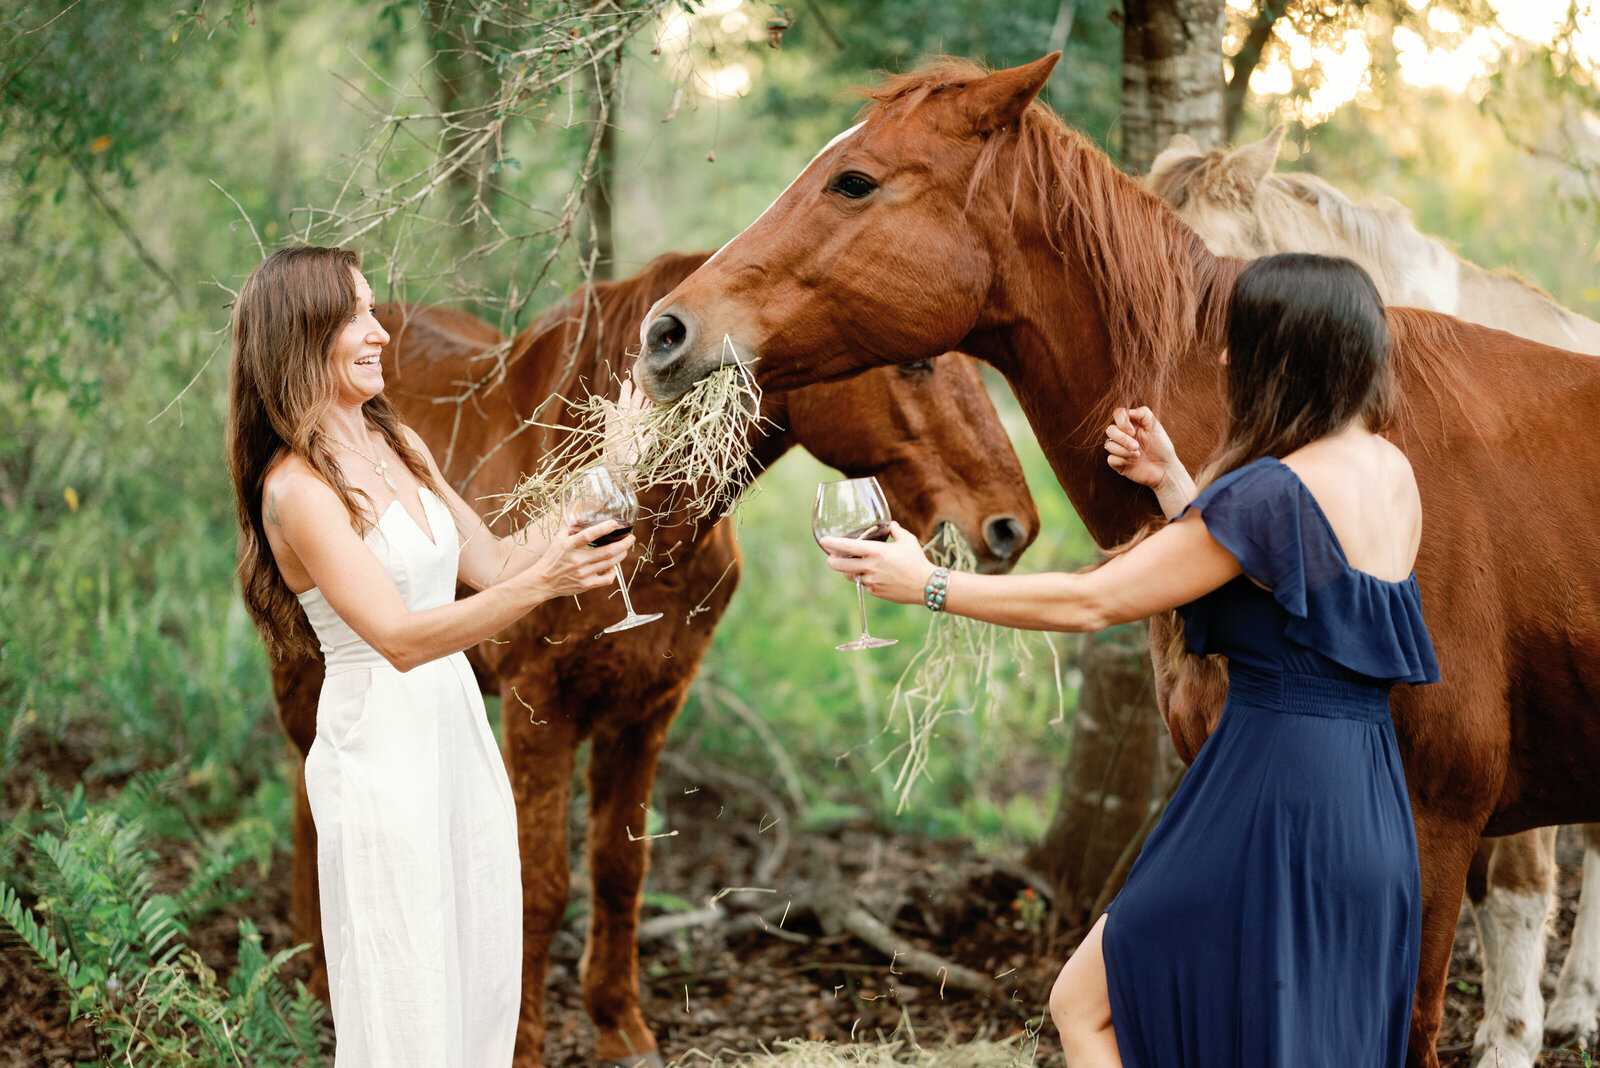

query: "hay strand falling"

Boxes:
[878, 524, 1063, 813]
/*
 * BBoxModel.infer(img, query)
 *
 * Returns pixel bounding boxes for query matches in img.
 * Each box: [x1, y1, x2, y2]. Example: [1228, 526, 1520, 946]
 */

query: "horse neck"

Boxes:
[976, 210, 1239, 548]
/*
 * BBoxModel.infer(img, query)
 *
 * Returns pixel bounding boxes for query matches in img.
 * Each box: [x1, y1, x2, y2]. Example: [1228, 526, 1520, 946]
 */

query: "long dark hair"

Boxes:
[226, 246, 443, 658]
[1202, 252, 1394, 485]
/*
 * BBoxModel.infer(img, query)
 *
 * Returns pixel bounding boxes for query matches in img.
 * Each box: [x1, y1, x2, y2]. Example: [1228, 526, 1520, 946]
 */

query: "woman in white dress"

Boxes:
[226, 246, 632, 1067]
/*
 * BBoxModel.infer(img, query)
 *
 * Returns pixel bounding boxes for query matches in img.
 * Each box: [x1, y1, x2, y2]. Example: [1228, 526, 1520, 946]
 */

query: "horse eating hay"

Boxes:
[272, 250, 1038, 1067]
[1148, 126, 1600, 1068]
[634, 55, 1600, 1068]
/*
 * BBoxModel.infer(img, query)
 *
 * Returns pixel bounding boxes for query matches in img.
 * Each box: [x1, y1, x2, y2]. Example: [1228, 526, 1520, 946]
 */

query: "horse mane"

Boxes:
[859, 59, 1225, 410]
[1383, 306, 1503, 444]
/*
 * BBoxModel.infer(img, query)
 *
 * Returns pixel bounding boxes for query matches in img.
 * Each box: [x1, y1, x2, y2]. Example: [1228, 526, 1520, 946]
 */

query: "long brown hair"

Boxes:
[226, 246, 443, 658]
[1200, 252, 1395, 486]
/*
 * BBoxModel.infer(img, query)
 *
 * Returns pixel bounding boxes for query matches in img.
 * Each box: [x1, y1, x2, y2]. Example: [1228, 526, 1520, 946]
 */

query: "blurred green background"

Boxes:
[4, 0, 1600, 1053]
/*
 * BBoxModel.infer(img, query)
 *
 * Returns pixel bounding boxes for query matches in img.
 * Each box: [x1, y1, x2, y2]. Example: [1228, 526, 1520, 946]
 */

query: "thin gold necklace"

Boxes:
[328, 433, 397, 492]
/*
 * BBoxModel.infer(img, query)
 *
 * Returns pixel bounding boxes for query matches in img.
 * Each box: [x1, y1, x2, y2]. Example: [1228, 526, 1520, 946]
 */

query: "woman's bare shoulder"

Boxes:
[1282, 430, 1422, 575]
[1282, 430, 1414, 492]
[261, 453, 340, 515]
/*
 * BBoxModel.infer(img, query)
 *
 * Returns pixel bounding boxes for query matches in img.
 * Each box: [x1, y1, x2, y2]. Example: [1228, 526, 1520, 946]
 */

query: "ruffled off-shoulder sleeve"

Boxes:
[1175, 458, 1441, 685]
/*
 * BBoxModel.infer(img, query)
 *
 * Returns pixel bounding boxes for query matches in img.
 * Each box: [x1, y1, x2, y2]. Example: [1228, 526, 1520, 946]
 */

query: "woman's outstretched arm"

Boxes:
[268, 465, 629, 672]
[820, 515, 1240, 633]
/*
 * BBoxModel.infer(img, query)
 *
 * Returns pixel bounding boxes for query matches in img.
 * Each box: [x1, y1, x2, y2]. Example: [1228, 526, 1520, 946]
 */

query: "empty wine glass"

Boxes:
[566, 465, 663, 634]
[813, 477, 898, 651]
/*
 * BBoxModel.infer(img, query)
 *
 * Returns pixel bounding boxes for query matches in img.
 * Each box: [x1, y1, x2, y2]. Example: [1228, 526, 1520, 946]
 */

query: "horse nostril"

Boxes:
[645, 312, 688, 364]
[984, 515, 1025, 559]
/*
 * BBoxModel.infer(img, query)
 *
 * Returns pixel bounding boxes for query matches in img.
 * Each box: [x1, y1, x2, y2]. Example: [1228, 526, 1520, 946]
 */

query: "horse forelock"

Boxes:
[1146, 154, 1207, 208]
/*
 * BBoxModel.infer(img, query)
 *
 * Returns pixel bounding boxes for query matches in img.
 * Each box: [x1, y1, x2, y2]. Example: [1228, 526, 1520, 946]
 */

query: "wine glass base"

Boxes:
[836, 635, 898, 651]
[604, 612, 664, 634]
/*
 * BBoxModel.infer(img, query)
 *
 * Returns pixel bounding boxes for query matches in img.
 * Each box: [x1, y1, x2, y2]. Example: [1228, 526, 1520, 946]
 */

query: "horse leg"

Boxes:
[1470, 827, 1556, 1068]
[581, 696, 681, 1068]
[1410, 814, 1482, 1068]
[502, 673, 580, 1068]
[1548, 823, 1600, 1046]
[272, 652, 327, 1000]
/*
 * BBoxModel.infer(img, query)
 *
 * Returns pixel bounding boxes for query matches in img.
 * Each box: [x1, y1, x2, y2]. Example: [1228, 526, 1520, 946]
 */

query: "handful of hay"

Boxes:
[495, 350, 768, 532]
[879, 524, 1063, 812]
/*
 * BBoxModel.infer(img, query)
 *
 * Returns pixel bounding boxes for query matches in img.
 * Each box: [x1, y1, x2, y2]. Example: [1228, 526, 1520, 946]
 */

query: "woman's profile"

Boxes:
[825, 252, 1439, 1067]
[227, 245, 631, 1066]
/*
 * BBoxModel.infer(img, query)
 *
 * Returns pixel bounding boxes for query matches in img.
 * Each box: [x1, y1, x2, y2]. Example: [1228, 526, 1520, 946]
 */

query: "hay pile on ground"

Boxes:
[672, 1034, 1038, 1066]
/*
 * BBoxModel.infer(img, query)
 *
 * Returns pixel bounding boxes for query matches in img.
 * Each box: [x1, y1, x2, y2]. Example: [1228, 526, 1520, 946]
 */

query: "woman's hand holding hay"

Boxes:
[604, 378, 655, 469]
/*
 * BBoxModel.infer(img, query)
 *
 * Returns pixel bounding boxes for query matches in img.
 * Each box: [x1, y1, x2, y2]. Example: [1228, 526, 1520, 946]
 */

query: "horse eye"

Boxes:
[898, 360, 933, 376]
[832, 173, 877, 200]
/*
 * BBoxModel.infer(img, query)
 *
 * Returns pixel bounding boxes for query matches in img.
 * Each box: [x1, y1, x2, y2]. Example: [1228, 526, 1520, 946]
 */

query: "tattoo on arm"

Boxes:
[264, 492, 281, 527]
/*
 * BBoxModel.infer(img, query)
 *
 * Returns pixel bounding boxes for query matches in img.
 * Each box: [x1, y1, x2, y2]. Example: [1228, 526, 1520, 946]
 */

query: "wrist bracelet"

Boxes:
[924, 566, 950, 612]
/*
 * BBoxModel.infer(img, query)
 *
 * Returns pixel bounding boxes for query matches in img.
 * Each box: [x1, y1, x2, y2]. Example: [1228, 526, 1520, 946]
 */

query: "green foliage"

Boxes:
[0, 0, 238, 192]
[0, 790, 325, 1066]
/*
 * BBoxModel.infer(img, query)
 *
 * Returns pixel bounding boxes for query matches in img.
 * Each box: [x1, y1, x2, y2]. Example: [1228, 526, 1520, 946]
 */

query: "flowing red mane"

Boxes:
[862, 59, 1219, 408]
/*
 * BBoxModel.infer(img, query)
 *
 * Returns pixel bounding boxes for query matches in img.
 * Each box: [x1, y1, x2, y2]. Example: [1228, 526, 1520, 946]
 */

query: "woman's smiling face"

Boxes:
[328, 268, 390, 406]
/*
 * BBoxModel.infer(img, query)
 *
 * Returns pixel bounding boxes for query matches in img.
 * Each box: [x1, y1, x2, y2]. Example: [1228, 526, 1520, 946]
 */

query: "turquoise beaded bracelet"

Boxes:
[924, 566, 950, 612]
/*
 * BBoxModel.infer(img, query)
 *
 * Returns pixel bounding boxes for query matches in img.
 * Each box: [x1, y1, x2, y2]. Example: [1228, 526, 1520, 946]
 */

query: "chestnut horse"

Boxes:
[633, 56, 1600, 1067]
[272, 250, 1038, 1067]
[1148, 127, 1600, 1067]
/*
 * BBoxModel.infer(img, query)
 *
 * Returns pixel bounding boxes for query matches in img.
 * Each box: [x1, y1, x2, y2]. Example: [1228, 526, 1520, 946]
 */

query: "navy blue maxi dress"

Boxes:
[1102, 457, 1440, 1068]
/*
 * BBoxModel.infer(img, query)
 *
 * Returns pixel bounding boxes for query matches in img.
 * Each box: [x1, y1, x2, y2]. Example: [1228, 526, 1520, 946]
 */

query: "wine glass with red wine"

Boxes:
[813, 477, 898, 651]
[566, 465, 662, 633]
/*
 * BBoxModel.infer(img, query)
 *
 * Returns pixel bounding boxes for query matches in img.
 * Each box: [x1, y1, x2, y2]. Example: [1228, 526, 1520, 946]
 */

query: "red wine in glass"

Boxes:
[566, 467, 662, 633]
[585, 524, 634, 548]
[812, 478, 898, 651]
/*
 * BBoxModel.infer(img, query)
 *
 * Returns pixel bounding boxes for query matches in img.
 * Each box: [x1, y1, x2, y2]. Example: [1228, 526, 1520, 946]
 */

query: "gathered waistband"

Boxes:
[1227, 664, 1393, 724]
[320, 644, 392, 674]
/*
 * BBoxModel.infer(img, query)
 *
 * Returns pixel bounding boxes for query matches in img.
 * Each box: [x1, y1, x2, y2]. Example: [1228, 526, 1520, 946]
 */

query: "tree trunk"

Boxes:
[1120, 0, 1226, 173]
[1027, 625, 1176, 937]
[1224, 0, 1288, 142]
[581, 50, 619, 282]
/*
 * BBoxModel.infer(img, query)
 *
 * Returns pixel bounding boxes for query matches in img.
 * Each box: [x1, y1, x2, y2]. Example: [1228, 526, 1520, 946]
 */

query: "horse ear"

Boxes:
[960, 53, 1061, 134]
[1166, 133, 1203, 158]
[1222, 125, 1285, 197]
[1149, 133, 1204, 178]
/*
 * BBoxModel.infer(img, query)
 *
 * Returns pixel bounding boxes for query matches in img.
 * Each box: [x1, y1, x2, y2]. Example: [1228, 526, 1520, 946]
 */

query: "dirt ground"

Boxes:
[1, 755, 1594, 1067]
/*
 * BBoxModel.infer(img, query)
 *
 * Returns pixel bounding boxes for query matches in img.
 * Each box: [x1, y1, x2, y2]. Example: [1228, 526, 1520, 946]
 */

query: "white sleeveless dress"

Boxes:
[297, 486, 521, 1068]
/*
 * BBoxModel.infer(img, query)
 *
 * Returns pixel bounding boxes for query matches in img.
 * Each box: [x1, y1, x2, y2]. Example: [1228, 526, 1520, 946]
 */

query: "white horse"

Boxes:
[1149, 126, 1600, 1068]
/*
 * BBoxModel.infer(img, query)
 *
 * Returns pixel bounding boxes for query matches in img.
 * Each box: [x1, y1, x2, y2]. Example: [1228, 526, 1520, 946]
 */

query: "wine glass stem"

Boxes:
[614, 562, 639, 617]
[854, 576, 873, 639]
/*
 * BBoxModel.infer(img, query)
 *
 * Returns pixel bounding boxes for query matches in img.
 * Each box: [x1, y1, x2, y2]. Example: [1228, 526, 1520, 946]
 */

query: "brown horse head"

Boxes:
[781, 355, 1038, 572]
[637, 54, 1069, 400]
[379, 248, 1036, 572]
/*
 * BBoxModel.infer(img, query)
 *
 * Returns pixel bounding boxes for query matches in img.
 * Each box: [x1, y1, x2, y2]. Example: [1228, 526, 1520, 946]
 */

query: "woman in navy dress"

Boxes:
[822, 252, 1439, 1067]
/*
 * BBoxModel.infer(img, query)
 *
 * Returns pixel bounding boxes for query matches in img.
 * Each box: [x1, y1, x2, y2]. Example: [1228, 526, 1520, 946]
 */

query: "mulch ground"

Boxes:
[1, 749, 1593, 1067]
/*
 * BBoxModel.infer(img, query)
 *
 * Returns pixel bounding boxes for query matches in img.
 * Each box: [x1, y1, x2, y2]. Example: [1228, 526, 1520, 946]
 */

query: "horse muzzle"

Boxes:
[638, 304, 721, 402]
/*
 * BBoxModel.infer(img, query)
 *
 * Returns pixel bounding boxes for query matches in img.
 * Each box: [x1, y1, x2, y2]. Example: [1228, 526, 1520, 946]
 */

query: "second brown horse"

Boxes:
[271, 250, 1039, 1066]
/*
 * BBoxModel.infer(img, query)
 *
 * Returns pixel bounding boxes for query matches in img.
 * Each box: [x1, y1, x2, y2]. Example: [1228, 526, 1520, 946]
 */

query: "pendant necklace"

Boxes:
[329, 434, 398, 492]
